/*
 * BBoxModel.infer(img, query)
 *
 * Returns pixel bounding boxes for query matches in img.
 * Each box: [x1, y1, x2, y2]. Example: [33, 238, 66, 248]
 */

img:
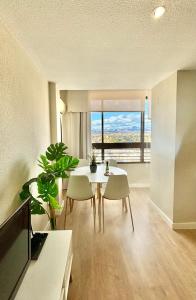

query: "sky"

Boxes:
[91, 105, 151, 133]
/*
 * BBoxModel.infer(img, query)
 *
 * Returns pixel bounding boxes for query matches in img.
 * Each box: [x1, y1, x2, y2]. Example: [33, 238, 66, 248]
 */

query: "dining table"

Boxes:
[71, 164, 127, 231]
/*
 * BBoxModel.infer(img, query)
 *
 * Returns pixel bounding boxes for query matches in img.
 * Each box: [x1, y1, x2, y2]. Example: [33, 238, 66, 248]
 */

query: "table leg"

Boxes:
[97, 183, 102, 232]
[122, 198, 128, 212]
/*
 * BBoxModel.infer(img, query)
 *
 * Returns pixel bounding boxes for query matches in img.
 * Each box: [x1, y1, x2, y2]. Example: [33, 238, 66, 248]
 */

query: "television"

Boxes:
[0, 199, 31, 300]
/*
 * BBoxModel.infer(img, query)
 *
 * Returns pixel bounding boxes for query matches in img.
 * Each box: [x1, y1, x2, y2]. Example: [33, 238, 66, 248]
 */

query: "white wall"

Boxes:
[49, 82, 58, 144]
[119, 163, 150, 187]
[174, 71, 196, 223]
[151, 70, 196, 226]
[151, 73, 177, 220]
[0, 22, 51, 229]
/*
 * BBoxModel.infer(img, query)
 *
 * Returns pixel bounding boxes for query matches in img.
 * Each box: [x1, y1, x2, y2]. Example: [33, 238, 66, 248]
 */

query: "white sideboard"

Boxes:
[15, 230, 73, 300]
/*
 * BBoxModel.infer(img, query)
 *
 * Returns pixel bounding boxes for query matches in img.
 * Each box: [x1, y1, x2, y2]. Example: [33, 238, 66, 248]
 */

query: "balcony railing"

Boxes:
[92, 142, 151, 163]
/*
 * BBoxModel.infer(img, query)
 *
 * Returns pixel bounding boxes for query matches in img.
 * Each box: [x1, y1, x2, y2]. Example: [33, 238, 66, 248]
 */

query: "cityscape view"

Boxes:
[90, 109, 151, 162]
[91, 111, 151, 143]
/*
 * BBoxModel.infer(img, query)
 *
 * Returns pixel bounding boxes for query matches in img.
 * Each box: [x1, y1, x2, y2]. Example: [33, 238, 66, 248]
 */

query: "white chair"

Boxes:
[64, 175, 96, 230]
[62, 159, 89, 190]
[101, 175, 134, 232]
[108, 159, 118, 167]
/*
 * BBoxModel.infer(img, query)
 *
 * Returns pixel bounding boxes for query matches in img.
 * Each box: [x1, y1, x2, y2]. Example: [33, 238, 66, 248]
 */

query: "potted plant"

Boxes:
[19, 142, 79, 230]
[90, 151, 97, 173]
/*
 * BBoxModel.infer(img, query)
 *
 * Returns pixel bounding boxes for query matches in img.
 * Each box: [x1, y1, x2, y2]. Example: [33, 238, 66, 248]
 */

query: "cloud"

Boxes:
[91, 112, 151, 132]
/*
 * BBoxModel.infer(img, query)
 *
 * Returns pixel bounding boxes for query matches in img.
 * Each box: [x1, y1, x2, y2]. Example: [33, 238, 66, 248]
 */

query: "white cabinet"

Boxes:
[15, 230, 73, 300]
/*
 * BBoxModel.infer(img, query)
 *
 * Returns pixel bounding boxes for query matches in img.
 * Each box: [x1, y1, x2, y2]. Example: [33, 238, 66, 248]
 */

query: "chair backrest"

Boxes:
[108, 159, 118, 167]
[77, 159, 89, 167]
[67, 175, 93, 200]
[103, 175, 130, 200]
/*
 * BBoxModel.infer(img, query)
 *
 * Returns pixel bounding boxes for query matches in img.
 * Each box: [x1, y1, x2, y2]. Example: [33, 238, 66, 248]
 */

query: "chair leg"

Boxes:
[102, 196, 105, 233]
[71, 199, 74, 212]
[122, 198, 128, 212]
[128, 196, 134, 231]
[122, 198, 124, 210]
[68, 197, 71, 213]
[91, 198, 93, 207]
[64, 197, 68, 229]
[93, 196, 96, 231]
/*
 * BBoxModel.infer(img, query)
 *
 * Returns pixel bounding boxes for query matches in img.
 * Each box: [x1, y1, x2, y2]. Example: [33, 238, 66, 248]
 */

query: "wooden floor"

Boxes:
[57, 189, 196, 300]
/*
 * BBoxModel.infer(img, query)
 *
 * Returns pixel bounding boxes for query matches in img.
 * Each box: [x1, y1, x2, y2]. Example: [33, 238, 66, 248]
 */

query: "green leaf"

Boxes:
[46, 143, 68, 161]
[19, 178, 38, 201]
[19, 178, 46, 215]
[31, 198, 46, 215]
[67, 157, 79, 169]
[54, 156, 78, 177]
[37, 173, 58, 202]
[38, 155, 50, 172]
[20, 189, 30, 201]
[49, 195, 61, 209]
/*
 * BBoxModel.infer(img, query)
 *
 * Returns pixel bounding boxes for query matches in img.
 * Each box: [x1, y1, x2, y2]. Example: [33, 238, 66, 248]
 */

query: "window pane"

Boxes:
[144, 148, 151, 162]
[91, 112, 102, 143]
[103, 112, 141, 143]
[93, 149, 102, 163]
[105, 148, 141, 163]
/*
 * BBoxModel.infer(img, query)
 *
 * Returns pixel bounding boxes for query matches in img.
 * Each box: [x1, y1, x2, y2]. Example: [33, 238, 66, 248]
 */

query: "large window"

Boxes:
[91, 109, 151, 163]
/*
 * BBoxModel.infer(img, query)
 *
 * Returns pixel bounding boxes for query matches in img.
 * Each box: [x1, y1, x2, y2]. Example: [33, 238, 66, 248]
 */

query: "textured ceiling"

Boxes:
[0, 0, 196, 89]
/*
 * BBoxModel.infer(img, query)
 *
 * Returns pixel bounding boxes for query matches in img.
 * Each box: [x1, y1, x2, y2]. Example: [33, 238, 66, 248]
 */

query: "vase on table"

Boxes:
[90, 150, 97, 173]
[90, 163, 97, 173]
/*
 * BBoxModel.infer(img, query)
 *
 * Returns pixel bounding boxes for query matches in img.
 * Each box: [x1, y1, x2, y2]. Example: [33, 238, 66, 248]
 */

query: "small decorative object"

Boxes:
[105, 161, 109, 175]
[104, 171, 114, 176]
[90, 151, 97, 173]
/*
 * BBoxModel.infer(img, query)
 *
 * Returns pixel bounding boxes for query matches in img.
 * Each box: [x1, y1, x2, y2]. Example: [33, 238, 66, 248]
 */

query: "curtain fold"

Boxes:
[62, 112, 90, 159]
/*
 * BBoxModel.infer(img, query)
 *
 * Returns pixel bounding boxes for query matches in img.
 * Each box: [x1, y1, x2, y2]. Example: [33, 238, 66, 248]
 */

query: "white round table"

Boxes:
[71, 165, 127, 230]
[71, 164, 127, 184]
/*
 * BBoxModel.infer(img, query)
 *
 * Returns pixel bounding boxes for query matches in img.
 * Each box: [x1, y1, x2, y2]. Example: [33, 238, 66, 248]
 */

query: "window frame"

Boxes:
[91, 111, 151, 164]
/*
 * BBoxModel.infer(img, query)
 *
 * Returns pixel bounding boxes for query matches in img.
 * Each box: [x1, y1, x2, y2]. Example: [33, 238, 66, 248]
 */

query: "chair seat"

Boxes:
[67, 175, 95, 200]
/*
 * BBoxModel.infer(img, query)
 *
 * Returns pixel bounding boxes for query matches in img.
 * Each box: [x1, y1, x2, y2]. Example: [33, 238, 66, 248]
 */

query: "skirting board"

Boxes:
[150, 200, 173, 228]
[150, 200, 196, 229]
[172, 222, 196, 229]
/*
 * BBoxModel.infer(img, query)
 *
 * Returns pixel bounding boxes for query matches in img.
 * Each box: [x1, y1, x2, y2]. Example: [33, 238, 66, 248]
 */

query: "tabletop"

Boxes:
[70, 164, 127, 184]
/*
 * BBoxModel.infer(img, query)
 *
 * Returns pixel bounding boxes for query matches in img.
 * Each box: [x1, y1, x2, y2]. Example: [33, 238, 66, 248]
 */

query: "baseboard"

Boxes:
[150, 200, 196, 229]
[150, 200, 173, 228]
[129, 183, 150, 188]
[172, 222, 196, 229]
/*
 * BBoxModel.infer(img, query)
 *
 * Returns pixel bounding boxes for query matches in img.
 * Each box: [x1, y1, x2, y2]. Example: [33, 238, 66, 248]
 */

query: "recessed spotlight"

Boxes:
[153, 6, 165, 18]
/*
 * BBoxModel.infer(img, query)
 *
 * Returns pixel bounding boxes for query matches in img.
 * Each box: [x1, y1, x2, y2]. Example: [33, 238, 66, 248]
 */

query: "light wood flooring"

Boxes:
[57, 188, 196, 300]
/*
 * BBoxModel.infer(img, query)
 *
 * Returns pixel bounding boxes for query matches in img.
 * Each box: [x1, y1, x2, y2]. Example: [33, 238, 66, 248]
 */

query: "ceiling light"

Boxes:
[153, 6, 165, 18]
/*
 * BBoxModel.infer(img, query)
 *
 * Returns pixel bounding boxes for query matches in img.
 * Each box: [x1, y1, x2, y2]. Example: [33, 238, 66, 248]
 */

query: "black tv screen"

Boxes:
[0, 199, 31, 300]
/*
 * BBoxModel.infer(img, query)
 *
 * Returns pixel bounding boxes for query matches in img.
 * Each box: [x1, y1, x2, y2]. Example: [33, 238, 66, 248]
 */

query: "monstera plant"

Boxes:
[20, 143, 79, 230]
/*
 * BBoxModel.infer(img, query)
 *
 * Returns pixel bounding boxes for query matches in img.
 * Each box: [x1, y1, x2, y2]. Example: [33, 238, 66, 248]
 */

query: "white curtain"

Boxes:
[62, 112, 90, 158]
